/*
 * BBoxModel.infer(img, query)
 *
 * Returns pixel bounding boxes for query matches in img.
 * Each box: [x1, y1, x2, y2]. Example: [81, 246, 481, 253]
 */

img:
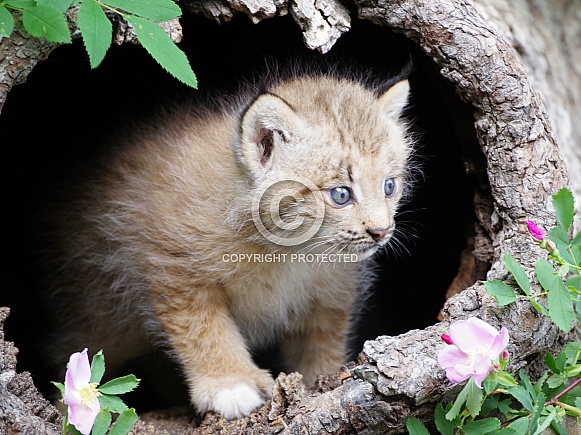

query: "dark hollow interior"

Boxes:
[0, 11, 488, 411]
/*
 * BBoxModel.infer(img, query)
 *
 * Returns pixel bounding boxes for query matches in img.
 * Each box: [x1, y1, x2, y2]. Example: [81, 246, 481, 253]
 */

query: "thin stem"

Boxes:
[546, 377, 581, 406]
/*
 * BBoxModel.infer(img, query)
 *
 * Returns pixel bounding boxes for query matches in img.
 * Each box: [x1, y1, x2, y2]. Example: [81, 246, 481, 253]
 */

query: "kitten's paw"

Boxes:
[192, 371, 274, 420]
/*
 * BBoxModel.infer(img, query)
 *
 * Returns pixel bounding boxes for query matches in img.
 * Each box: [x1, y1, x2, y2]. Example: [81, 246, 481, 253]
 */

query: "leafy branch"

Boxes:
[0, 0, 197, 88]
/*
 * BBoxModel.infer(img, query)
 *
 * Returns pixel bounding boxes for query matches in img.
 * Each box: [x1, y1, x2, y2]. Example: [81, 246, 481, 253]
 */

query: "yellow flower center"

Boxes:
[79, 383, 101, 406]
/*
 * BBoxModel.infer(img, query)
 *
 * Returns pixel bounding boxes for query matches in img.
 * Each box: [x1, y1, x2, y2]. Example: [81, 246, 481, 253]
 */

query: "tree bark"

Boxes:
[1, 0, 580, 433]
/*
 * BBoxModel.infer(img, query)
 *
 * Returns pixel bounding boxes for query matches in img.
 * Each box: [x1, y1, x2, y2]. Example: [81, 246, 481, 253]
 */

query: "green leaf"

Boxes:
[98, 374, 140, 395]
[572, 230, 581, 246]
[529, 392, 547, 434]
[22, 5, 71, 42]
[484, 280, 517, 306]
[434, 403, 454, 435]
[545, 352, 560, 374]
[37, 0, 72, 13]
[462, 417, 501, 434]
[98, 393, 129, 413]
[507, 385, 534, 412]
[108, 408, 138, 435]
[126, 15, 197, 89]
[91, 408, 112, 435]
[507, 417, 530, 432]
[536, 259, 575, 332]
[405, 417, 430, 435]
[553, 187, 575, 231]
[90, 349, 106, 384]
[465, 377, 484, 418]
[101, 0, 180, 21]
[504, 253, 531, 295]
[51, 381, 65, 396]
[496, 371, 518, 388]
[547, 373, 566, 389]
[530, 298, 550, 317]
[549, 226, 570, 246]
[563, 342, 581, 365]
[4, 0, 36, 7]
[78, 0, 112, 68]
[0, 4, 14, 37]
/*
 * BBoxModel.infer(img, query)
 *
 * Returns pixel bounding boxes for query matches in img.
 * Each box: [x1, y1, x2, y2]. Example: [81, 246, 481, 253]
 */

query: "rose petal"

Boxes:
[449, 318, 499, 353]
[437, 345, 468, 369]
[489, 326, 510, 359]
[68, 399, 100, 435]
[66, 348, 91, 390]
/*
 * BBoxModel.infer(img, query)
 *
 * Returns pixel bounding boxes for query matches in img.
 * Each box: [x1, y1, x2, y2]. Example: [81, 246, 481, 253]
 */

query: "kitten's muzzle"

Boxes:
[366, 226, 393, 242]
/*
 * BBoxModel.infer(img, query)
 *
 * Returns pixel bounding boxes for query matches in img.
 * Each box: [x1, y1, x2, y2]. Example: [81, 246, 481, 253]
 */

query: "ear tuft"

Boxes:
[378, 80, 410, 120]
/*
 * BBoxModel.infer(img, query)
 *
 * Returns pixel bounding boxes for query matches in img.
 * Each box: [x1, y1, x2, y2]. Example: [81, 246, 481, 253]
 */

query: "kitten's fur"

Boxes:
[45, 71, 413, 419]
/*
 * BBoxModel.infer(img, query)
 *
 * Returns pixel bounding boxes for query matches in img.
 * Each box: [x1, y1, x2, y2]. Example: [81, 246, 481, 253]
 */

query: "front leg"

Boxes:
[281, 303, 352, 386]
[153, 286, 274, 420]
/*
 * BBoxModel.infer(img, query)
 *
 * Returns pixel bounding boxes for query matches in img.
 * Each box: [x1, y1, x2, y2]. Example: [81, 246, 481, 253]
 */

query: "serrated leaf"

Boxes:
[536, 259, 575, 332]
[549, 226, 570, 245]
[484, 280, 517, 306]
[545, 352, 560, 373]
[533, 406, 557, 435]
[498, 428, 517, 435]
[91, 408, 112, 435]
[572, 230, 581, 246]
[90, 349, 106, 384]
[98, 393, 129, 413]
[553, 187, 575, 231]
[102, 0, 180, 21]
[37, 0, 72, 13]
[507, 385, 534, 412]
[507, 417, 530, 432]
[547, 373, 566, 389]
[548, 274, 575, 333]
[4, 0, 36, 7]
[405, 417, 430, 435]
[529, 392, 546, 434]
[564, 342, 581, 365]
[22, 5, 71, 42]
[465, 377, 484, 418]
[0, 4, 14, 37]
[126, 15, 197, 89]
[434, 403, 454, 435]
[504, 253, 531, 295]
[99, 374, 140, 395]
[463, 417, 501, 434]
[78, 0, 112, 68]
[108, 408, 138, 435]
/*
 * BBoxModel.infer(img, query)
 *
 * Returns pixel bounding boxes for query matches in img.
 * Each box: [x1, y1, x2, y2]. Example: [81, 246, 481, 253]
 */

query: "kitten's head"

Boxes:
[235, 75, 414, 260]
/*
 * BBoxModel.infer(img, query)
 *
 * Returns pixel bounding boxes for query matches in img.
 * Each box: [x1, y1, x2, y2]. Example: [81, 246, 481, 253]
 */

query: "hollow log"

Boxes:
[1, 0, 580, 433]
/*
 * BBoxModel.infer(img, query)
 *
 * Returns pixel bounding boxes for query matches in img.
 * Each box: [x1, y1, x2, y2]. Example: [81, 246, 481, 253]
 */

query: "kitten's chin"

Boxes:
[352, 245, 380, 262]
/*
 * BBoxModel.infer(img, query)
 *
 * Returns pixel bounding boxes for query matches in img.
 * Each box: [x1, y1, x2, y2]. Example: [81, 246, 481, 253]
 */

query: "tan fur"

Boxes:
[45, 74, 413, 419]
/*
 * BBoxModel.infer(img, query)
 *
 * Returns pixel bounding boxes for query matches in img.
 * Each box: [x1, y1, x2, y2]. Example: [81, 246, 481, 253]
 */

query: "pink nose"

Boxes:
[366, 227, 390, 242]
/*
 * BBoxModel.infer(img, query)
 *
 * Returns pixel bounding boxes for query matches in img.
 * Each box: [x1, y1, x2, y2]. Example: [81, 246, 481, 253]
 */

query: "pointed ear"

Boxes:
[238, 93, 302, 175]
[378, 80, 410, 120]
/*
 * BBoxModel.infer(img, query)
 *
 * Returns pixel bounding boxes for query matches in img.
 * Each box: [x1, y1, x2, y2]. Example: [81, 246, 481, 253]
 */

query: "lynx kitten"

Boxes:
[46, 72, 413, 419]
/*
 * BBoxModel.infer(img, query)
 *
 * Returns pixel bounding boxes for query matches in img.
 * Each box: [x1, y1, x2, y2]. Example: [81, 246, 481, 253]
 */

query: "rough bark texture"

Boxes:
[1, 0, 580, 433]
[0, 308, 61, 434]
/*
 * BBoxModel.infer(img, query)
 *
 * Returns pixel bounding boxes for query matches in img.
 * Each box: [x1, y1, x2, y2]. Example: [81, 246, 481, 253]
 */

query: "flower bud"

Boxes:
[441, 334, 453, 345]
[526, 220, 544, 241]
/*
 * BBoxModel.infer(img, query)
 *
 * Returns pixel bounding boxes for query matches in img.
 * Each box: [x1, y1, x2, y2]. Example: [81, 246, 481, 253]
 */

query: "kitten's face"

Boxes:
[237, 76, 412, 259]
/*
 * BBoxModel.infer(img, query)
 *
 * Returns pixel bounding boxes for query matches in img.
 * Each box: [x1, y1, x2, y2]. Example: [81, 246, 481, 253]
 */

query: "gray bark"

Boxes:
[1, 0, 580, 433]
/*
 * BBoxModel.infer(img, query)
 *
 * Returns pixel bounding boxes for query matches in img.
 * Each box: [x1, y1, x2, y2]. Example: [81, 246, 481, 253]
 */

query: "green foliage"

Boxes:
[126, 15, 197, 88]
[0, 0, 197, 88]
[405, 417, 431, 435]
[78, 0, 112, 68]
[99, 374, 140, 395]
[411, 188, 581, 434]
[55, 350, 140, 435]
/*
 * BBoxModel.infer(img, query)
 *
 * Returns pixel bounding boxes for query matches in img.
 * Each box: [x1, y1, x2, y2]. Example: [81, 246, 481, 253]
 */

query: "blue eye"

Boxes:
[330, 187, 351, 206]
[384, 178, 397, 197]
